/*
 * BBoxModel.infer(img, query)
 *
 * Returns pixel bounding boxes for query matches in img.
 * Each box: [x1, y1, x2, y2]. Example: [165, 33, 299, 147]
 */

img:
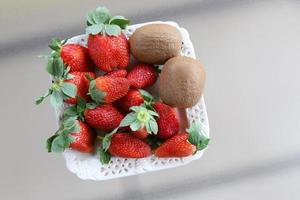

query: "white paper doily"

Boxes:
[56, 21, 210, 181]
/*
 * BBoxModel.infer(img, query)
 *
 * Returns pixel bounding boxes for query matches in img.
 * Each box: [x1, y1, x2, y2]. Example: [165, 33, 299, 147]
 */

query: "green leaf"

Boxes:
[62, 116, 77, 129]
[69, 122, 80, 133]
[76, 96, 86, 114]
[197, 138, 210, 151]
[66, 73, 74, 80]
[61, 82, 77, 98]
[119, 112, 137, 127]
[89, 80, 106, 104]
[109, 15, 130, 29]
[46, 57, 55, 75]
[102, 134, 112, 152]
[130, 106, 143, 112]
[51, 135, 67, 153]
[62, 66, 72, 80]
[61, 129, 75, 143]
[86, 102, 97, 109]
[50, 90, 63, 109]
[95, 6, 111, 23]
[145, 123, 151, 134]
[61, 39, 68, 45]
[63, 106, 78, 117]
[77, 96, 86, 109]
[48, 38, 62, 51]
[102, 128, 118, 151]
[130, 120, 142, 131]
[46, 134, 59, 153]
[35, 89, 52, 105]
[139, 89, 154, 102]
[85, 74, 94, 81]
[48, 57, 64, 77]
[149, 119, 158, 134]
[86, 11, 96, 25]
[98, 148, 111, 164]
[148, 110, 159, 117]
[105, 24, 121, 36]
[86, 24, 103, 35]
[187, 122, 210, 151]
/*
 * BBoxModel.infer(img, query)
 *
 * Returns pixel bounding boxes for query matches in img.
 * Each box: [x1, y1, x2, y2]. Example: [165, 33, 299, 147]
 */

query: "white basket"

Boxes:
[56, 21, 210, 181]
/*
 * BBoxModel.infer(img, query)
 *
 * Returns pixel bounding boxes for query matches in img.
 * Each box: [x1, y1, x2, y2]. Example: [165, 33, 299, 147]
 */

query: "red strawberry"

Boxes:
[153, 102, 179, 139]
[64, 72, 95, 104]
[49, 38, 94, 72]
[89, 76, 130, 104]
[84, 104, 124, 131]
[86, 7, 130, 72]
[88, 34, 129, 72]
[127, 64, 158, 88]
[105, 69, 128, 78]
[47, 118, 95, 154]
[69, 120, 96, 153]
[108, 133, 151, 158]
[36, 60, 95, 109]
[115, 89, 144, 113]
[155, 133, 196, 157]
[131, 127, 148, 139]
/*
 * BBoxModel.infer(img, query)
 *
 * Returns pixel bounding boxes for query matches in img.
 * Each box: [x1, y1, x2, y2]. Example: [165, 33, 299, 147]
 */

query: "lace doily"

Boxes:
[55, 21, 210, 181]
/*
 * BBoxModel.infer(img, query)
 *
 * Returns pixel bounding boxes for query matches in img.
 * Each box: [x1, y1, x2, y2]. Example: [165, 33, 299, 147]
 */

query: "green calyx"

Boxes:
[48, 38, 67, 53]
[36, 43, 76, 109]
[137, 110, 151, 123]
[35, 66, 77, 110]
[46, 116, 79, 153]
[120, 105, 159, 134]
[187, 122, 210, 151]
[63, 96, 97, 122]
[138, 89, 158, 110]
[98, 127, 118, 164]
[85, 6, 130, 36]
[88, 79, 106, 105]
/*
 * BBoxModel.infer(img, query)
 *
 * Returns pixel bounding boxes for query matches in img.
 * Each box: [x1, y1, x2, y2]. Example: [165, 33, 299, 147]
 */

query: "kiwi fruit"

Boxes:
[129, 24, 182, 64]
[159, 56, 206, 108]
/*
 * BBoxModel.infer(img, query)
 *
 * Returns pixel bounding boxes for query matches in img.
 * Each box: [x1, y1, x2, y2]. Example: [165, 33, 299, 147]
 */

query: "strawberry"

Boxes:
[155, 133, 196, 157]
[46, 117, 95, 153]
[84, 104, 124, 131]
[127, 64, 158, 88]
[131, 127, 148, 139]
[89, 76, 130, 104]
[115, 89, 144, 113]
[36, 57, 96, 109]
[64, 71, 95, 104]
[105, 69, 128, 78]
[48, 38, 94, 72]
[155, 122, 210, 157]
[98, 103, 158, 163]
[86, 7, 130, 72]
[108, 133, 151, 158]
[88, 34, 129, 72]
[153, 102, 180, 139]
[69, 120, 96, 153]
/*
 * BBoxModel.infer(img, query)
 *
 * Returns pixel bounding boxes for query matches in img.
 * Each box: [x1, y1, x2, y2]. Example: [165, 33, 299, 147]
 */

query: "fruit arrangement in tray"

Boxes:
[36, 6, 210, 179]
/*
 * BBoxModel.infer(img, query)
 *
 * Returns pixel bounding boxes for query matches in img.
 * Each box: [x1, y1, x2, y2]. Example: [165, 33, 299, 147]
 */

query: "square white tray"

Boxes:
[56, 21, 210, 181]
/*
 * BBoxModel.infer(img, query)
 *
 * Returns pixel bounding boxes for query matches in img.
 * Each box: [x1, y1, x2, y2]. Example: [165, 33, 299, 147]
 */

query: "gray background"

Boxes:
[1, 0, 300, 199]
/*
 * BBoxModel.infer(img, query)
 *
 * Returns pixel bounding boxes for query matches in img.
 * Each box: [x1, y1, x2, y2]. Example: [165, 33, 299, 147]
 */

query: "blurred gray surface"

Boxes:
[1, 0, 300, 199]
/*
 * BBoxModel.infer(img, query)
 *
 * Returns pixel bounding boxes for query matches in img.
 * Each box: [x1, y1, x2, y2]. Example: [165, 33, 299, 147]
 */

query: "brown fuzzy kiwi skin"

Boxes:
[129, 24, 182, 65]
[159, 56, 206, 108]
